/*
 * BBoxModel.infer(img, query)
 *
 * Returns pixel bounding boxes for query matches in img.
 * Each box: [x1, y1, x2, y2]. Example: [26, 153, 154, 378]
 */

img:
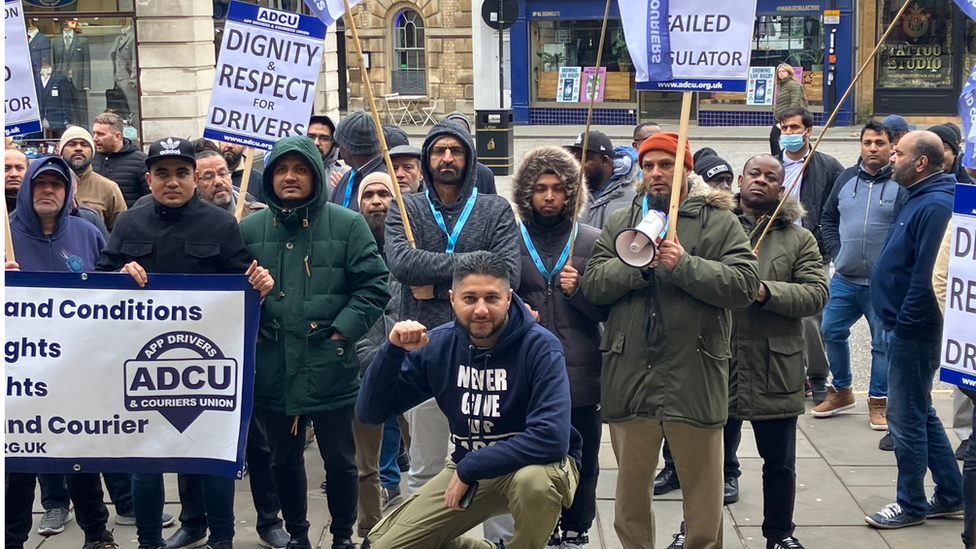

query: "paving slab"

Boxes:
[736, 526, 890, 549]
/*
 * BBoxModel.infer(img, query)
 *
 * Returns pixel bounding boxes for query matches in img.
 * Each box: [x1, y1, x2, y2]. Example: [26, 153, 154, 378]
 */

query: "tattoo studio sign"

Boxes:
[4, 272, 260, 477]
[204, 1, 326, 150]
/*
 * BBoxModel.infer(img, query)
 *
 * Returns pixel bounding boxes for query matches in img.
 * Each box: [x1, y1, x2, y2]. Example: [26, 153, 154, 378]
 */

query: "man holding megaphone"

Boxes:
[582, 133, 760, 549]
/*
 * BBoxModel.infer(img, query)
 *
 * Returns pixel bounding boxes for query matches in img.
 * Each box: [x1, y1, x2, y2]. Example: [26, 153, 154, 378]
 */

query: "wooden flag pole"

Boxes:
[343, 0, 416, 248]
[234, 148, 255, 222]
[752, 0, 912, 255]
[4, 198, 15, 263]
[567, 0, 612, 259]
[665, 91, 693, 242]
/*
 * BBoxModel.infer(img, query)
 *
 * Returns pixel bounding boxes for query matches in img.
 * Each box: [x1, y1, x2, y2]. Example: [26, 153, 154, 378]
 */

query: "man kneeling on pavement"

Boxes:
[357, 251, 582, 549]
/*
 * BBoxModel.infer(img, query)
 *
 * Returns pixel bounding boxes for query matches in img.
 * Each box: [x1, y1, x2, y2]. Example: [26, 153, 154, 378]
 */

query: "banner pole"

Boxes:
[4, 197, 15, 263]
[567, 0, 612, 260]
[753, 0, 912, 255]
[234, 148, 255, 222]
[665, 91, 693, 242]
[343, 0, 416, 248]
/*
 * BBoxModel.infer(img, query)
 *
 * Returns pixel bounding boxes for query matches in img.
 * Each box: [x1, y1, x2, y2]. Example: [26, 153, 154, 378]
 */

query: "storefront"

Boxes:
[873, 0, 976, 117]
[509, 0, 854, 126]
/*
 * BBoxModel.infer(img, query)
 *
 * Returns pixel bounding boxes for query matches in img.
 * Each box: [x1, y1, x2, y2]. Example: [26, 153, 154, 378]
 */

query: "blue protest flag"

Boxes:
[303, 0, 363, 27]
[620, 0, 673, 83]
[959, 64, 976, 169]
[954, 0, 976, 21]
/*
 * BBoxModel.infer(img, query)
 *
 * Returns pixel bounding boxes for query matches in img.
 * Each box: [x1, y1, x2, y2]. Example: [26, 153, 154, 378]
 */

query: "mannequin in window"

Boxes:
[52, 20, 90, 128]
[36, 58, 73, 136]
[110, 18, 137, 122]
[27, 19, 50, 75]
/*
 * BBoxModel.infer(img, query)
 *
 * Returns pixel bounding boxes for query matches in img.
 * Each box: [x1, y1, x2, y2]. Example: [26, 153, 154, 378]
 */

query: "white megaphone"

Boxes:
[614, 210, 669, 268]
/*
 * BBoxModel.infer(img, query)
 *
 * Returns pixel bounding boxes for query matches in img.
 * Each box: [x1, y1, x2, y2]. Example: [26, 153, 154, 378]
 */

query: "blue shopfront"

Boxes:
[509, 0, 854, 126]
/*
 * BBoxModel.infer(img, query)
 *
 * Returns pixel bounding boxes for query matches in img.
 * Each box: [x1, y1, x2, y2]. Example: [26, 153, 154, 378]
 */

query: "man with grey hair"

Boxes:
[389, 145, 424, 194]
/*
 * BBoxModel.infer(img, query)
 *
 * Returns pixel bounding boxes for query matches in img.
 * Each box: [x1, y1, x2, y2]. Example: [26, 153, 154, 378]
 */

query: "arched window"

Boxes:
[392, 9, 426, 95]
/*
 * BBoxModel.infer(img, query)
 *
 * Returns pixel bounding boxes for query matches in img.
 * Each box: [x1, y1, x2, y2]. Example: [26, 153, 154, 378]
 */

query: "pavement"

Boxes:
[22, 395, 969, 549]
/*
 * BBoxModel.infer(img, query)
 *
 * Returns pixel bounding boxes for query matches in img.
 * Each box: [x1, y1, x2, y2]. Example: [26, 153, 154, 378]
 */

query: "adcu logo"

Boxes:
[257, 7, 299, 28]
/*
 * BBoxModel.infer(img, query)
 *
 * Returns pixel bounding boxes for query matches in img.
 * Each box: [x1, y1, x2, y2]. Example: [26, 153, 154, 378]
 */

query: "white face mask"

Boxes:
[40, 67, 52, 76]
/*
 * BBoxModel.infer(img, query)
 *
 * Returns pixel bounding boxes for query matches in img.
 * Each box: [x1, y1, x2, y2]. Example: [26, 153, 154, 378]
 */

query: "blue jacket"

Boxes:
[821, 161, 907, 285]
[357, 292, 583, 485]
[10, 156, 105, 273]
[871, 172, 955, 341]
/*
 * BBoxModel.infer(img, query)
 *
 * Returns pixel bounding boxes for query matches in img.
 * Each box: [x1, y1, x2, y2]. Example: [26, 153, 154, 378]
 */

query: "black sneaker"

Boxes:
[561, 530, 588, 549]
[397, 440, 410, 472]
[665, 532, 685, 549]
[285, 539, 310, 549]
[546, 528, 561, 547]
[809, 378, 828, 405]
[653, 467, 680, 495]
[210, 541, 233, 549]
[879, 431, 894, 451]
[165, 527, 207, 549]
[331, 538, 355, 549]
[724, 476, 739, 504]
[257, 528, 290, 549]
[82, 531, 118, 549]
[381, 486, 402, 511]
[767, 537, 805, 549]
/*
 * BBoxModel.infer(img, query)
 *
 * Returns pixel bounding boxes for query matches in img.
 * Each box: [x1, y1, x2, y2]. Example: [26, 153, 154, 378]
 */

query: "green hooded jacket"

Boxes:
[582, 182, 760, 429]
[729, 195, 828, 421]
[239, 136, 390, 416]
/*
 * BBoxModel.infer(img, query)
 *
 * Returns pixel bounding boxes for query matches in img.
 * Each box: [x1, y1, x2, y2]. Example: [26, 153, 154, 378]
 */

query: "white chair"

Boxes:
[381, 93, 409, 125]
[420, 95, 440, 126]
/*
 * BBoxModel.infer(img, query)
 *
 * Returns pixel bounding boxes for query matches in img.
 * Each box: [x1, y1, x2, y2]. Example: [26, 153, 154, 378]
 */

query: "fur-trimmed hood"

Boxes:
[733, 192, 807, 226]
[634, 172, 737, 212]
[511, 146, 585, 221]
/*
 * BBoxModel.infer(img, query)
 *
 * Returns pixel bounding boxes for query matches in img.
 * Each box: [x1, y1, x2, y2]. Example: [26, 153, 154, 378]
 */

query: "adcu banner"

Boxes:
[940, 184, 976, 390]
[5, 272, 260, 478]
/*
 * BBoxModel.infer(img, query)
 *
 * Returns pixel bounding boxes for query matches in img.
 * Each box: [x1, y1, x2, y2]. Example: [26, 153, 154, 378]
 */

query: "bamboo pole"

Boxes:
[343, 0, 416, 248]
[567, 0, 612, 259]
[234, 149, 255, 222]
[665, 91, 693, 242]
[4, 198, 14, 263]
[753, 0, 912, 255]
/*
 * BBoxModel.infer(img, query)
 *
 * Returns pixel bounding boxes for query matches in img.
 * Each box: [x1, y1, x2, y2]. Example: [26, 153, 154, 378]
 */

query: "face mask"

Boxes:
[779, 134, 806, 153]
[40, 67, 52, 76]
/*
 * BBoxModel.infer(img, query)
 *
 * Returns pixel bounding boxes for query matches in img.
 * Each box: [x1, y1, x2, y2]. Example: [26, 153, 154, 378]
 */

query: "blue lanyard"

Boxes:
[519, 222, 578, 285]
[342, 169, 357, 208]
[641, 195, 671, 237]
[642, 195, 649, 217]
[426, 187, 478, 253]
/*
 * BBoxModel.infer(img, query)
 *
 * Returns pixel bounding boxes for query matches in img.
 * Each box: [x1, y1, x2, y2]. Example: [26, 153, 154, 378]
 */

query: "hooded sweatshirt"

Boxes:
[385, 121, 521, 330]
[443, 111, 497, 195]
[821, 160, 907, 285]
[358, 292, 583, 484]
[577, 145, 639, 229]
[10, 156, 105, 272]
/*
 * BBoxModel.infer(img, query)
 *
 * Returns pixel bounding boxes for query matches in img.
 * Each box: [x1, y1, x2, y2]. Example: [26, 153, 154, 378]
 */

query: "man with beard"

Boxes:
[59, 126, 126, 230]
[358, 251, 582, 549]
[194, 151, 265, 218]
[330, 111, 386, 212]
[568, 131, 639, 230]
[220, 141, 264, 203]
[5, 146, 28, 214]
[308, 114, 349, 186]
[384, 120, 521, 544]
[865, 131, 963, 529]
[666, 154, 826, 549]
[442, 112, 496, 195]
[91, 112, 150, 208]
[583, 132, 759, 549]
[511, 146, 605, 549]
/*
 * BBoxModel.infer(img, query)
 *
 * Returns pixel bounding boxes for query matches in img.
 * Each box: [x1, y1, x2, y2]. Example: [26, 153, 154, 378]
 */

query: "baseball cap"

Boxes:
[568, 131, 614, 156]
[881, 115, 916, 134]
[389, 145, 422, 159]
[31, 156, 72, 185]
[146, 137, 196, 170]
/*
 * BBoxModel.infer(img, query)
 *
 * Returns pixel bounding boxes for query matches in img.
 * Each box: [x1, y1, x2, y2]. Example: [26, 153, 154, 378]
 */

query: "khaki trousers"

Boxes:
[610, 417, 724, 549]
[368, 458, 578, 549]
[354, 418, 384, 537]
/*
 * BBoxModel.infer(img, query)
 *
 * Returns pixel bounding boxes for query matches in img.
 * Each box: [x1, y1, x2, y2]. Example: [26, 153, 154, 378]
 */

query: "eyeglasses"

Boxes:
[307, 133, 333, 143]
[430, 146, 465, 158]
[199, 170, 230, 183]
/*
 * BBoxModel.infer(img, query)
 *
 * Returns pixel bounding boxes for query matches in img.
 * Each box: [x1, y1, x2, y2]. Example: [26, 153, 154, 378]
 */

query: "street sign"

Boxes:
[824, 9, 840, 25]
[481, 0, 518, 30]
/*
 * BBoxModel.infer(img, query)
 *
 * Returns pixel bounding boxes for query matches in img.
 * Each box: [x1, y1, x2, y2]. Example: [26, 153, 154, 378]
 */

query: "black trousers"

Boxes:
[178, 414, 284, 537]
[662, 418, 741, 478]
[256, 405, 358, 542]
[751, 416, 798, 541]
[560, 405, 602, 533]
[770, 123, 782, 156]
[962, 387, 976, 549]
[5, 472, 110, 549]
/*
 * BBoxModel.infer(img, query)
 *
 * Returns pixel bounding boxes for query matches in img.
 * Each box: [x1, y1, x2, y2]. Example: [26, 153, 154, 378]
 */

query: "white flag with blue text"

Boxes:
[303, 0, 363, 27]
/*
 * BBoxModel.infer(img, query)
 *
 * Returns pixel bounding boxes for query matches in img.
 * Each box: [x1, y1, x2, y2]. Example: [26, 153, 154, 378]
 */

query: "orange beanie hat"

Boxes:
[638, 132, 693, 171]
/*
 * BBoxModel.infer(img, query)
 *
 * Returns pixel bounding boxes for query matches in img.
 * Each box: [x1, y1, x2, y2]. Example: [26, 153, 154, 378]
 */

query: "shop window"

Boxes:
[392, 9, 426, 95]
[530, 20, 636, 104]
[876, 0, 953, 89]
[17, 15, 141, 153]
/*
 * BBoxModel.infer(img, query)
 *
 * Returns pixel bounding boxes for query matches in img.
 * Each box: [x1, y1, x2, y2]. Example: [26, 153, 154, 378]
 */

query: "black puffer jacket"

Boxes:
[92, 138, 150, 208]
[512, 148, 604, 407]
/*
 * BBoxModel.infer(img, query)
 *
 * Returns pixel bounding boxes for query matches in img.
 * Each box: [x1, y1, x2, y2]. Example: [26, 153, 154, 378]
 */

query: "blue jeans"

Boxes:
[132, 474, 235, 546]
[885, 331, 962, 516]
[379, 418, 402, 490]
[821, 276, 888, 397]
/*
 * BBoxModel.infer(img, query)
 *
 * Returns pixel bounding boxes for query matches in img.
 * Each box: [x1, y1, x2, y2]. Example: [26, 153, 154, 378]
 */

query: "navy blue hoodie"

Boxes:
[10, 156, 105, 272]
[357, 292, 582, 485]
[871, 172, 955, 341]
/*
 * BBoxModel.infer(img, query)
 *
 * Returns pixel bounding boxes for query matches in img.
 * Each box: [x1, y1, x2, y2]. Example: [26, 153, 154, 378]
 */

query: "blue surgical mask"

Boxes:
[779, 134, 806, 153]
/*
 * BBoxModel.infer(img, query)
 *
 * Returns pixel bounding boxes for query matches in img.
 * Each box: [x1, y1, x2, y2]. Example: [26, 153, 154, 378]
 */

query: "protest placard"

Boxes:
[203, 1, 326, 151]
[618, 0, 758, 92]
[5, 0, 41, 136]
[4, 272, 260, 477]
[557, 67, 581, 103]
[941, 184, 976, 389]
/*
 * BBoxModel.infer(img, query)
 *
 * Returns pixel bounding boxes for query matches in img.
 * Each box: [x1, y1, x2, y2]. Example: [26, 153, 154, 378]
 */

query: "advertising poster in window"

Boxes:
[582, 67, 607, 102]
[557, 66, 581, 102]
[746, 66, 774, 106]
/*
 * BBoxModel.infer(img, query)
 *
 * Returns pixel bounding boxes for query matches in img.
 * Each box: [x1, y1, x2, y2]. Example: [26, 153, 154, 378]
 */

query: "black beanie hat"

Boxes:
[335, 110, 382, 156]
[927, 124, 959, 157]
[693, 150, 733, 182]
[383, 124, 410, 149]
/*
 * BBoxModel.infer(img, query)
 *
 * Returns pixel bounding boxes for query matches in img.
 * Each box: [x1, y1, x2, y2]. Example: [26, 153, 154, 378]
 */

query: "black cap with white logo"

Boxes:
[146, 137, 197, 170]
[567, 131, 614, 156]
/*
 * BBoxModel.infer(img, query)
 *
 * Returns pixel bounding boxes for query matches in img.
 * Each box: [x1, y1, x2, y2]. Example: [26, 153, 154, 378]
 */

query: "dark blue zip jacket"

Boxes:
[871, 172, 955, 341]
[357, 292, 582, 484]
[10, 156, 105, 272]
